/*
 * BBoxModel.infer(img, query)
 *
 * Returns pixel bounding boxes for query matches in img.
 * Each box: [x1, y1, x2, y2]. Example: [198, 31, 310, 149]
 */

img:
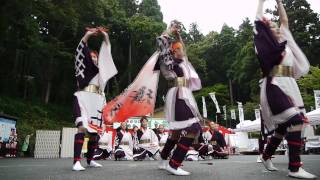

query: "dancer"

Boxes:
[155, 124, 169, 152]
[72, 27, 117, 171]
[114, 122, 134, 160]
[93, 129, 113, 160]
[133, 117, 160, 161]
[156, 20, 203, 176]
[254, 0, 316, 178]
[202, 122, 228, 159]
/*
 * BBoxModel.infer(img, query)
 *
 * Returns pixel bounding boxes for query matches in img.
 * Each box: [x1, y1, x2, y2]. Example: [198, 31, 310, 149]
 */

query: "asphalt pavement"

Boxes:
[0, 155, 319, 180]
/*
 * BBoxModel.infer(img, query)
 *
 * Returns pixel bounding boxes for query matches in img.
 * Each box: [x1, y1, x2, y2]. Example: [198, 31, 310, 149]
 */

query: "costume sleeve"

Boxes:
[128, 133, 134, 151]
[156, 35, 177, 80]
[151, 130, 159, 145]
[254, 20, 287, 76]
[280, 25, 310, 79]
[75, 40, 99, 89]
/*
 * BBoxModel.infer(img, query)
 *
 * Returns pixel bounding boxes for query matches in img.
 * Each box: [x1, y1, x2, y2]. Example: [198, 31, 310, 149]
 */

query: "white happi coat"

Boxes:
[98, 131, 113, 152]
[74, 76, 106, 133]
[138, 128, 160, 155]
[115, 130, 133, 160]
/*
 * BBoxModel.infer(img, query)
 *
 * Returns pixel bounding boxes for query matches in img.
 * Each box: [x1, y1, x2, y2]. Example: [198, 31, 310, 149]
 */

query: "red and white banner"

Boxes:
[103, 52, 160, 124]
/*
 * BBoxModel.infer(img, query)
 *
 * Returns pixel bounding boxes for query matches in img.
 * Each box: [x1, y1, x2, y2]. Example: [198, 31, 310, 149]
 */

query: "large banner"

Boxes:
[103, 52, 160, 124]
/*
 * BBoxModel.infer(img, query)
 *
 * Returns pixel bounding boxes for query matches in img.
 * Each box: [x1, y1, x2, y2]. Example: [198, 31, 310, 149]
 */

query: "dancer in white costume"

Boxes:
[93, 130, 113, 160]
[155, 124, 169, 152]
[133, 117, 160, 161]
[72, 27, 117, 171]
[114, 122, 134, 161]
[156, 20, 203, 176]
[254, 0, 316, 178]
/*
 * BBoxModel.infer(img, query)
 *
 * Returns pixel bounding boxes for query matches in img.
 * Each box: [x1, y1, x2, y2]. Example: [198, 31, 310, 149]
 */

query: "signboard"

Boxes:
[113, 117, 169, 129]
[0, 116, 17, 142]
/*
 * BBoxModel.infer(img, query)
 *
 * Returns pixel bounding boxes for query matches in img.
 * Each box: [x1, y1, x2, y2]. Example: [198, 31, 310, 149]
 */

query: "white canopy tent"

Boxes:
[234, 119, 261, 133]
[306, 108, 320, 126]
[233, 108, 320, 133]
[305, 108, 320, 151]
[232, 109, 320, 152]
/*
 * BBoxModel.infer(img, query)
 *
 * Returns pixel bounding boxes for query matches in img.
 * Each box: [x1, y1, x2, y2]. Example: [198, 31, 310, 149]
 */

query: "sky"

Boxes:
[157, 0, 320, 35]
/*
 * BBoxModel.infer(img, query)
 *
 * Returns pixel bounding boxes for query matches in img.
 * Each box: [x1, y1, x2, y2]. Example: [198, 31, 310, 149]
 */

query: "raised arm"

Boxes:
[82, 27, 98, 43]
[256, 0, 265, 20]
[97, 26, 110, 44]
[276, 0, 289, 28]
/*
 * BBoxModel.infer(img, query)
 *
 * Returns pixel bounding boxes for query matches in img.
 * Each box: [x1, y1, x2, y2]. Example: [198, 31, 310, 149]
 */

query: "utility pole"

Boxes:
[128, 37, 132, 84]
[229, 79, 234, 106]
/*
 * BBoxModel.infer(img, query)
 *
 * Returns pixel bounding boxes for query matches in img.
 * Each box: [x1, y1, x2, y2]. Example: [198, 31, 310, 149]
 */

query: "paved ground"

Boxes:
[0, 155, 319, 180]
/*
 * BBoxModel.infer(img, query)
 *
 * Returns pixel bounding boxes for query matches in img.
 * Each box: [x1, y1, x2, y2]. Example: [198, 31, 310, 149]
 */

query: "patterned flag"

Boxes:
[223, 105, 227, 121]
[314, 90, 320, 109]
[230, 109, 236, 120]
[237, 102, 244, 123]
[102, 52, 160, 124]
[254, 109, 261, 120]
[209, 92, 221, 113]
[202, 96, 207, 118]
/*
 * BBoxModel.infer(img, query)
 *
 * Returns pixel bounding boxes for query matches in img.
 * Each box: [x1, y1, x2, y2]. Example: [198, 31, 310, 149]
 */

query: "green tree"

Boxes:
[189, 22, 204, 43]
[139, 0, 163, 22]
[298, 66, 320, 110]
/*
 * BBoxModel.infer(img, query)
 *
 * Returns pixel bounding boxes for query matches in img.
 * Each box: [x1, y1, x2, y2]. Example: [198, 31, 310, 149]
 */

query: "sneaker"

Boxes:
[261, 158, 278, 171]
[166, 165, 190, 176]
[88, 160, 102, 168]
[288, 168, 317, 179]
[72, 161, 85, 171]
[158, 160, 167, 170]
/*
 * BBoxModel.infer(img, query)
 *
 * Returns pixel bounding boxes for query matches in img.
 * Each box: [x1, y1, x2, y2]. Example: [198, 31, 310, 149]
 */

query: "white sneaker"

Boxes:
[257, 155, 262, 163]
[288, 168, 317, 179]
[261, 158, 278, 171]
[88, 160, 102, 168]
[166, 165, 190, 176]
[158, 160, 167, 170]
[72, 161, 85, 171]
